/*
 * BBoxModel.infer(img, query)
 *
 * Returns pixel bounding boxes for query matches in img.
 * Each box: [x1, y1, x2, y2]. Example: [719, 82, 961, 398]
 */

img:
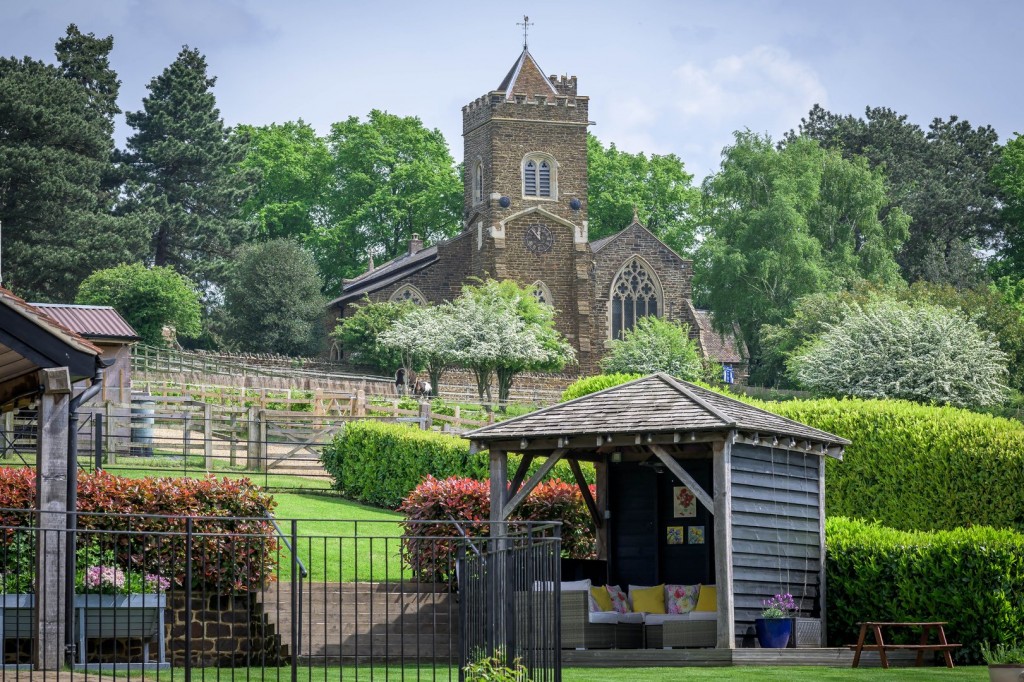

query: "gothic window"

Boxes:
[472, 160, 483, 204]
[610, 257, 662, 339]
[522, 153, 556, 199]
[389, 284, 426, 306]
[531, 281, 553, 307]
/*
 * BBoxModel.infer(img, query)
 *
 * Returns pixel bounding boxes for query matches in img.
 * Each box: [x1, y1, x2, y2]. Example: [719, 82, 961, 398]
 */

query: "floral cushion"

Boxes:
[606, 584, 630, 614]
[665, 584, 700, 614]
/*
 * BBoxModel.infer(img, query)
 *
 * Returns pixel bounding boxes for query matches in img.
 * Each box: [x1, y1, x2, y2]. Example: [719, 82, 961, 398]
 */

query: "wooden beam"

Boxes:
[817, 455, 828, 646]
[508, 454, 534, 497]
[594, 459, 609, 562]
[713, 436, 736, 649]
[477, 430, 729, 454]
[568, 458, 602, 529]
[501, 449, 565, 520]
[650, 444, 714, 515]
[489, 448, 508, 532]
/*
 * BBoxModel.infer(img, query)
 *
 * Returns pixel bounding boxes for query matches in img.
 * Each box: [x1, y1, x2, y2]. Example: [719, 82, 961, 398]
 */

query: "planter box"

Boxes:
[787, 617, 822, 648]
[74, 593, 167, 665]
[0, 594, 34, 641]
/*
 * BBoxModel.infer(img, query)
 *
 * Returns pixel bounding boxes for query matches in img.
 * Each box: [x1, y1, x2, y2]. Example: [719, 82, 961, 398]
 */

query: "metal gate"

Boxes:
[458, 523, 561, 682]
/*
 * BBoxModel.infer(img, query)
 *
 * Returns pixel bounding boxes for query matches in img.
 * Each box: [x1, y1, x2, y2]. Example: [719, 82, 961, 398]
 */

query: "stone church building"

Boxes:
[327, 47, 743, 380]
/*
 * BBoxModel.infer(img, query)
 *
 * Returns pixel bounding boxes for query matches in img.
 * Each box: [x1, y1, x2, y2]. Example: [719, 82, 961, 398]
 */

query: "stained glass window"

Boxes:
[610, 259, 660, 339]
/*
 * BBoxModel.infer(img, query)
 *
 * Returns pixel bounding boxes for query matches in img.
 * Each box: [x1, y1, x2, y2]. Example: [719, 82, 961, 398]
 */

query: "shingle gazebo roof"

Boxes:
[465, 373, 849, 454]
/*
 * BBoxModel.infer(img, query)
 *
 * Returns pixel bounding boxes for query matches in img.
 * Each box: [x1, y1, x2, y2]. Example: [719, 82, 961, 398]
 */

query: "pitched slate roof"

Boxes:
[689, 306, 744, 364]
[497, 49, 558, 99]
[31, 303, 140, 341]
[329, 245, 439, 307]
[465, 373, 849, 446]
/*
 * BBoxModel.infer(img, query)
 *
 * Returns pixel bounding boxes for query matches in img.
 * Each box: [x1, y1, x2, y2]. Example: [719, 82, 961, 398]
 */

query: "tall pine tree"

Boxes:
[123, 47, 248, 290]
[0, 27, 148, 302]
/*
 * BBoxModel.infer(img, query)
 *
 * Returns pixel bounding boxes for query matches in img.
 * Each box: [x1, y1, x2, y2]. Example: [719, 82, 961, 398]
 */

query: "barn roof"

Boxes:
[31, 303, 140, 341]
[0, 288, 103, 407]
[465, 373, 849, 448]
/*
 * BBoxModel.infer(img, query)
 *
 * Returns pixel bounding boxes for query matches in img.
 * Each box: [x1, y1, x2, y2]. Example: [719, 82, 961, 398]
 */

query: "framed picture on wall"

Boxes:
[688, 526, 705, 545]
[673, 486, 697, 518]
[666, 526, 685, 545]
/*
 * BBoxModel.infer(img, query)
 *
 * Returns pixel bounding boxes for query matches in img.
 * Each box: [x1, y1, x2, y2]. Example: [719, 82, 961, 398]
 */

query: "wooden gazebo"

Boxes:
[465, 373, 850, 648]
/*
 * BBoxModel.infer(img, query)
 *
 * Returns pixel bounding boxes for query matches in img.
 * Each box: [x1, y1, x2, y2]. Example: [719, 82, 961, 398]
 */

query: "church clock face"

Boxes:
[523, 223, 554, 254]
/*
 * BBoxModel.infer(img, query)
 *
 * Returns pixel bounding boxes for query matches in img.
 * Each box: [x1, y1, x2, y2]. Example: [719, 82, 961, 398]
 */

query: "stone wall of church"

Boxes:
[591, 225, 699, 360]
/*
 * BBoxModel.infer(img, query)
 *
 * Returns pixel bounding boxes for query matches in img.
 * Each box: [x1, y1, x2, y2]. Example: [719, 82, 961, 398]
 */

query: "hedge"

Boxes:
[321, 420, 594, 508]
[0, 469, 277, 592]
[560, 373, 642, 402]
[826, 516, 1024, 661]
[561, 372, 1024, 533]
[767, 397, 1024, 532]
[399, 475, 596, 582]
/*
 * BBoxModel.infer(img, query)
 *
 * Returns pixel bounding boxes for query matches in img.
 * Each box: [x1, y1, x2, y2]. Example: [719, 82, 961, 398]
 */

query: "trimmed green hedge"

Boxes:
[321, 420, 594, 509]
[827, 516, 1024, 661]
[561, 373, 642, 402]
[767, 397, 1024, 532]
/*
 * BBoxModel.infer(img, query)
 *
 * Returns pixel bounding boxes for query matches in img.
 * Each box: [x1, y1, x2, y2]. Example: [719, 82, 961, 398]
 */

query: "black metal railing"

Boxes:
[0, 510, 561, 680]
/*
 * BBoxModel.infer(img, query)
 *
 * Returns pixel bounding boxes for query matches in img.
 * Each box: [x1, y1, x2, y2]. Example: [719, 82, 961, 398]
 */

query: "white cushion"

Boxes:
[560, 579, 592, 592]
[588, 611, 620, 625]
[643, 613, 693, 626]
[617, 611, 645, 624]
[687, 610, 717, 621]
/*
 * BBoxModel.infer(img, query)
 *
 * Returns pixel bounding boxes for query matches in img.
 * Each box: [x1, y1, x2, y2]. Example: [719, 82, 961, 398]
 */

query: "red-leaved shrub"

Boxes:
[399, 475, 596, 582]
[0, 468, 277, 592]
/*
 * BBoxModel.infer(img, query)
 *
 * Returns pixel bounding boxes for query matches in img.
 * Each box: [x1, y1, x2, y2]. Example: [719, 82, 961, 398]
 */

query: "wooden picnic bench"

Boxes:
[849, 621, 961, 669]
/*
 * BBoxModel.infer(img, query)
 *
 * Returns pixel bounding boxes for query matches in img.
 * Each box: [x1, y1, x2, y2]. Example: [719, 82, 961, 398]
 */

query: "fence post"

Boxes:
[419, 400, 432, 430]
[258, 409, 268, 472]
[355, 389, 366, 417]
[94, 412, 103, 471]
[246, 407, 258, 470]
[104, 401, 116, 464]
[183, 413, 191, 459]
[203, 403, 213, 470]
[229, 411, 238, 467]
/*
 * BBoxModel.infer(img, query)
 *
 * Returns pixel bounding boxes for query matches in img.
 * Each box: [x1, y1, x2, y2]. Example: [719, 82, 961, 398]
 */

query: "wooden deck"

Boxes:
[563, 647, 925, 667]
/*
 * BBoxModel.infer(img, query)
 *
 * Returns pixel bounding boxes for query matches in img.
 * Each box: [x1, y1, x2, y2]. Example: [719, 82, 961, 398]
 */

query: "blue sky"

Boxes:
[2, 0, 1021, 179]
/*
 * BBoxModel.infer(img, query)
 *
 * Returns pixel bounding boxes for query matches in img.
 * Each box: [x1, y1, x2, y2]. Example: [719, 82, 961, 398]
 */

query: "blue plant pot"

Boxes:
[755, 617, 792, 648]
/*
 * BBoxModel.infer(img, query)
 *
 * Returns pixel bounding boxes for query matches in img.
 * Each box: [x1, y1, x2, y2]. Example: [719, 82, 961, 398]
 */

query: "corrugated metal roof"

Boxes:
[31, 303, 139, 341]
[0, 289, 103, 357]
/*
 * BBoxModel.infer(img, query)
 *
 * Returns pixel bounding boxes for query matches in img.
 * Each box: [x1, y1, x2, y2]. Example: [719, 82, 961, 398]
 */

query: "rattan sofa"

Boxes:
[560, 591, 644, 649]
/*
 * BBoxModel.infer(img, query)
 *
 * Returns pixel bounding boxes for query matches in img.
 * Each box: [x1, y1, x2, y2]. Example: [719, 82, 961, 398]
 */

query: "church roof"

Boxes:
[497, 48, 559, 100]
[690, 305, 745, 365]
[465, 373, 849, 450]
[329, 245, 439, 307]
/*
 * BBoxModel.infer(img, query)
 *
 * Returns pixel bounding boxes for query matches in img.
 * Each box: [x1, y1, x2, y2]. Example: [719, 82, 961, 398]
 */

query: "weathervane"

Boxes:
[516, 15, 533, 49]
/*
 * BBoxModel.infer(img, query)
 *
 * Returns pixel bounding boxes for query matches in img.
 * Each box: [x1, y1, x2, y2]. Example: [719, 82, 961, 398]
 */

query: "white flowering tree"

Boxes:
[788, 300, 1008, 408]
[377, 305, 455, 394]
[448, 280, 575, 408]
[600, 315, 704, 379]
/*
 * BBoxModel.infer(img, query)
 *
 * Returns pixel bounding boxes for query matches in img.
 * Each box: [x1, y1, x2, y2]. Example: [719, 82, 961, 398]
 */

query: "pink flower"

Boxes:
[144, 574, 171, 591]
[83, 565, 125, 591]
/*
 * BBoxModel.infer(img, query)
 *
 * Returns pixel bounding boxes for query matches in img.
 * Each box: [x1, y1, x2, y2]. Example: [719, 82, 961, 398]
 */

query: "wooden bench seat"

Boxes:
[850, 622, 960, 669]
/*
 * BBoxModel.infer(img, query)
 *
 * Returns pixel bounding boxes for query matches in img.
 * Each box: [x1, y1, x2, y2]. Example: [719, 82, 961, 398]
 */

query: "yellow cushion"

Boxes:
[590, 585, 613, 612]
[694, 585, 717, 612]
[631, 584, 666, 614]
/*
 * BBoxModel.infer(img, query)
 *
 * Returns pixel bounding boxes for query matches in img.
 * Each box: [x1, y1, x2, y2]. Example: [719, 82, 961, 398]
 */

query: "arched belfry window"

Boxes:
[522, 153, 557, 199]
[610, 257, 661, 339]
[472, 160, 484, 204]
[389, 284, 426, 306]
[531, 281, 553, 307]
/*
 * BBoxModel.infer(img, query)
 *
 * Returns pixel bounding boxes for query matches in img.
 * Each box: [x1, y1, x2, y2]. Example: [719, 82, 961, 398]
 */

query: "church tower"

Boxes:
[461, 46, 595, 369]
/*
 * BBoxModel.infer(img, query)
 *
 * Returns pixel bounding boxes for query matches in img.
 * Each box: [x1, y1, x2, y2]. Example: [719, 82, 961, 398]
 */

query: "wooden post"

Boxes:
[418, 401, 431, 430]
[713, 435, 736, 649]
[488, 447, 509, 651]
[246, 406, 258, 470]
[35, 367, 71, 670]
[229, 412, 238, 467]
[355, 389, 366, 417]
[818, 455, 828, 646]
[594, 459, 609, 561]
[258, 409, 268, 472]
[203, 403, 213, 470]
[104, 401, 115, 464]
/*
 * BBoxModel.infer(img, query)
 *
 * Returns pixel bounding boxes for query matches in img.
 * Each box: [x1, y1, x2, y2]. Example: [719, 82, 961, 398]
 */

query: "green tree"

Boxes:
[600, 316, 703, 379]
[54, 24, 120, 137]
[222, 239, 327, 356]
[0, 56, 148, 301]
[332, 299, 414, 374]
[791, 105, 1002, 286]
[695, 132, 908, 374]
[587, 134, 700, 252]
[991, 133, 1024, 279]
[322, 110, 461, 291]
[122, 47, 248, 289]
[236, 121, 333, 244]
[76, 264, 201, 345]
[788, 300, 1007, 408]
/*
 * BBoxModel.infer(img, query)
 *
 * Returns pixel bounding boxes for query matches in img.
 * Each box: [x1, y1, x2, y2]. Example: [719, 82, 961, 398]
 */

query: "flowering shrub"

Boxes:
[82, 565, 126, 593]
[399, 475, 596, 582]
[0, 468, 277, 593]
[760, 592, 797, 619]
